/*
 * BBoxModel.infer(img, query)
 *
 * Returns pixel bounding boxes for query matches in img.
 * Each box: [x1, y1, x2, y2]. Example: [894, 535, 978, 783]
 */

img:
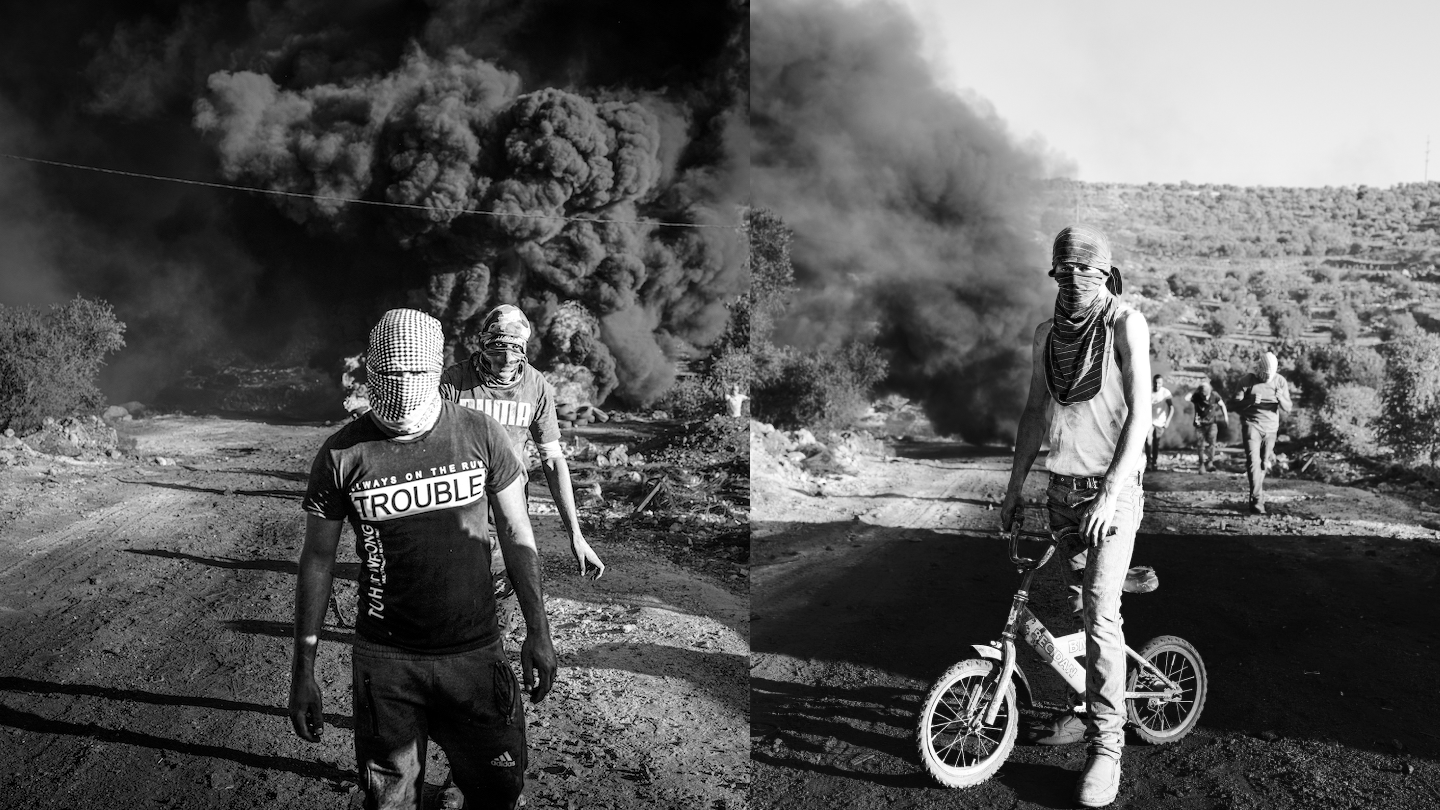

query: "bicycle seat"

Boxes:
[1123, 566, 1158, 594]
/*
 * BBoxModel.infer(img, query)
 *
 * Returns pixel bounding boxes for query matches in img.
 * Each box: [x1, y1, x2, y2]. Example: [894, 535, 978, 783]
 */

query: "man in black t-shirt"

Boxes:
[1189, 378, 1228, 473]
[288, 309, 555, 810]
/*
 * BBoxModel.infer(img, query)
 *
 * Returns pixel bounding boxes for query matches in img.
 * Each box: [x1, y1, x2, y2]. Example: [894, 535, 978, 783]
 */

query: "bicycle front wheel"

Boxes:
[1126, 635, 1208, 744]
[916, 658, 1017, 788]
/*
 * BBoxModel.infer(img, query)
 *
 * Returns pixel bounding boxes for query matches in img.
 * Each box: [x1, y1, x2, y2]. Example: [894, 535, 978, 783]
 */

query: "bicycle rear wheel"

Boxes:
[1126, 635, 1207, 744]
[916, 658, 1017, 788]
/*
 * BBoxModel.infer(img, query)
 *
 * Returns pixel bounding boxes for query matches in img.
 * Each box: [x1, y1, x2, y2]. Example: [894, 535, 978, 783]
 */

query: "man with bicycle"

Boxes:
[999, 225, 1152, 808]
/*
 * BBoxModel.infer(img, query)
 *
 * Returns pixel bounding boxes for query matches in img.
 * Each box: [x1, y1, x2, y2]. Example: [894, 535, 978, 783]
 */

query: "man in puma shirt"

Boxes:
[441, 304, 605, 598]
[289, 309, 555, 810]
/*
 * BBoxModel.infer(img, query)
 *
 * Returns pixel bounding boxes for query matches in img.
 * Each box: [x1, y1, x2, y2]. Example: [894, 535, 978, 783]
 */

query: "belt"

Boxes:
[1049, 471, 1141, 490]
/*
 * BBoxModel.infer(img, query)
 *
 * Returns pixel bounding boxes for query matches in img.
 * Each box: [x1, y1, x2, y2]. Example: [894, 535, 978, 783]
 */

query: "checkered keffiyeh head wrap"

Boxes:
[365, 309, 444, 430]
[1045, 226, 1120, 406]
[472, 304, 532, 388]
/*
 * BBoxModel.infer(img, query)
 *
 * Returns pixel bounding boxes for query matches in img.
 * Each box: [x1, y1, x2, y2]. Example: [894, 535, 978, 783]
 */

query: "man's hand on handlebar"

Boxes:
[999, 489, 1022, 532]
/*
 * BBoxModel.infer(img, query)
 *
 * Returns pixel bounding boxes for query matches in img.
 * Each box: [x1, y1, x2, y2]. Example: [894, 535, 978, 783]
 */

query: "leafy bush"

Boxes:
[1288, 343, 1385, 408]
[0, 297, 126, 434]
[658, 375, 721, 420]
[1204, 303, 1243, 337]
[1377, 332, 1440, 463]
[1330, 304, 1362, 343]
[1315, 384, 1382, 456]
[752, 339, 888, 430]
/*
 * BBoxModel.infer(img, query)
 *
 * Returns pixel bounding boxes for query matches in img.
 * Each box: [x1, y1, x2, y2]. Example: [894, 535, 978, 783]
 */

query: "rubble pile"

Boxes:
[1, 416, 126, 465]
[751, 421, 890, 483]
[571, 415, 749, 585]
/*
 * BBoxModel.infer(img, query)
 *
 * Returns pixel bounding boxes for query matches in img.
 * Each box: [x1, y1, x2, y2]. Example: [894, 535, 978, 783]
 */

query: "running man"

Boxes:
[1189, 378, 1227, 473]
[290, 309, 555, 810]
[1000, 225, 1151, 808]
[1233, 351, 1292, 514]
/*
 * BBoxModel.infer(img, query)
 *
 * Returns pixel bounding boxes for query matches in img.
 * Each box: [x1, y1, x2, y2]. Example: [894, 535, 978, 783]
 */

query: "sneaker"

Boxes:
[1074, 753, 1121, 807]
[1251, 501, 1266, 515]
[1027, 711, 1086, 745]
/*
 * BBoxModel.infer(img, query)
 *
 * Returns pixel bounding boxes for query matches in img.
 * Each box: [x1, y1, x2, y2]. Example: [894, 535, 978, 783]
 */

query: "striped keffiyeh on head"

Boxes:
[365, 309, 444, 434]
[1045, 226, 1119, 405]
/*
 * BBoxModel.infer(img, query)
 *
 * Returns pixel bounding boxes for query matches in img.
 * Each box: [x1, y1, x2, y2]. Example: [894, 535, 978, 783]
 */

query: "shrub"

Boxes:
[0, 297, 126, 434]
[1288, 343, 1385, 408]
[1204, 304, 1243, 337]
[657, 375, 720, 420]
[1315, 384, 1382, 456]
[1378, 310, 1418, 342]
[1331, 304, 1362, 343]
[1284, 407, 1317, 442]
[752, 339, 889, 430]
[1377, 332, 1440, 463]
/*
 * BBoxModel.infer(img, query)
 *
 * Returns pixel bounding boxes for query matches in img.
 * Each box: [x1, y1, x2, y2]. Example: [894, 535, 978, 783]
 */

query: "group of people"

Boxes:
[290, 304, 603, 810]
[1001, 225, 1294, 807]
[1146, 353, 1293, 514]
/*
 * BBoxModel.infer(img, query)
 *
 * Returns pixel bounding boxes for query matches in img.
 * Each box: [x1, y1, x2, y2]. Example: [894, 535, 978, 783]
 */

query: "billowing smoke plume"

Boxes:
[753, 0, 1069, 442]
[0, 0, 746, 408]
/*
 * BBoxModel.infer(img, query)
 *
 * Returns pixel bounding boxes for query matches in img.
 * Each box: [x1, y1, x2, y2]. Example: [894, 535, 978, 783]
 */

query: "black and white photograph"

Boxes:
[0, 2, 748, 809]
[750, 1, 1440, 808]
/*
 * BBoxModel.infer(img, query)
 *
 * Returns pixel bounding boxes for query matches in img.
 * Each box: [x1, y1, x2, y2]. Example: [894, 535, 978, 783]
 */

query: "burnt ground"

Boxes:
[0, 414, 747, 810]
[751, 438, 1440, 810]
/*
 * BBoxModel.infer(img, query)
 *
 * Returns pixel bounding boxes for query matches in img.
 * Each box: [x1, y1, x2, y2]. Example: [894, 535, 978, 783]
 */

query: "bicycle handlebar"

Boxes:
[1000, 519, 1117, 571]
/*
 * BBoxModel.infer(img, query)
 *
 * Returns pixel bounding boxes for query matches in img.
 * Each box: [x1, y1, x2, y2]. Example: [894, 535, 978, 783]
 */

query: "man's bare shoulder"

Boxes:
[1112, 305, 1150, 340]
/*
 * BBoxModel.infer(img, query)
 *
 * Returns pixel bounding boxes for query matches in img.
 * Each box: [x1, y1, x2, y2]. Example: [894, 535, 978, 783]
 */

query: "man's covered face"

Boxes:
[481, 340, 526, 382]
[1052, 262, 1110, 312]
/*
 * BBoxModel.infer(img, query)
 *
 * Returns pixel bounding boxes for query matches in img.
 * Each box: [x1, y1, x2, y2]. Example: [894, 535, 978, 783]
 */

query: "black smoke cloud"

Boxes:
[0, 0, 747, 408]
[753, 0, 1069, 442]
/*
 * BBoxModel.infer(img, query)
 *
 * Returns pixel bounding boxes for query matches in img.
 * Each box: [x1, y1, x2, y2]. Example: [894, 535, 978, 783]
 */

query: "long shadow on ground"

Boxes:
[753, 520, 1440, 764]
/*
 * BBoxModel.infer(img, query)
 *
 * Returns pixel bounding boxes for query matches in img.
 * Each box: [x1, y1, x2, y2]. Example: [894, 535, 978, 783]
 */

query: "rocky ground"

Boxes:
[0, 413, 747, 810]
[751, 425, 1440, 810]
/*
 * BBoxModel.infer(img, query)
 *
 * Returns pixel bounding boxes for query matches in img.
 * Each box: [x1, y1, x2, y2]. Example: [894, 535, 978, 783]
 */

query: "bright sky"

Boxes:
[883, 0, 1440, 188]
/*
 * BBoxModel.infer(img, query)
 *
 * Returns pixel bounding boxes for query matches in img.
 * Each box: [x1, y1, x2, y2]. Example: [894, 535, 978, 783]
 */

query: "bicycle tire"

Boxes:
[916, 658, 1017, 788]
[1126, 634, 1208, 744]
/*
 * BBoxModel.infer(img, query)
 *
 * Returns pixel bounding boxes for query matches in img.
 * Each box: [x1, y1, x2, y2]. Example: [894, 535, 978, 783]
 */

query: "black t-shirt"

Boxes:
[1190, 390, 1225, 424]
[302, 401, 523, 653]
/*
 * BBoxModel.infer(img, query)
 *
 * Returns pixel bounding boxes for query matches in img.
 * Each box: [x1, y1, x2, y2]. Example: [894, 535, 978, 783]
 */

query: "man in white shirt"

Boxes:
[1146, 374, 1173, 470]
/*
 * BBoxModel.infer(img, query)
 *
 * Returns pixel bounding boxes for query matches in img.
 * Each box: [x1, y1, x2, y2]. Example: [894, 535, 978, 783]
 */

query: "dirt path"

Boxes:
[0, 415, 747, 810]
[751, 439, 1440, 810]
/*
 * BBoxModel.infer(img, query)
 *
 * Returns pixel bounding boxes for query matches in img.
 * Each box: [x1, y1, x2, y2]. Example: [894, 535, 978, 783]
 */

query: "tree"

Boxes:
[1330, 304, 1362, 343]
[1377, 332, 1440, 464]
[1204, 304, 1242, 337]
[1316, 384, 1382, 456]
[0, 296, 126, 433]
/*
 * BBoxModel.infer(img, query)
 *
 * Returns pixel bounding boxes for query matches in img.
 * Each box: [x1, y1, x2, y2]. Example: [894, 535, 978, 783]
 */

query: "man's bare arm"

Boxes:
[289, 515, 343, 742]
[492, 476, 557, 702]
[1080, 309, 1152, 542]
[1001, 321, 1054, 530]
[540, 455, 604, 578]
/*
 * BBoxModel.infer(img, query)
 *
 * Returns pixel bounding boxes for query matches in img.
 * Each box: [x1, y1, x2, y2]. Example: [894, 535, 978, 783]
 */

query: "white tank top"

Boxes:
[1045, 304, 1135, 478]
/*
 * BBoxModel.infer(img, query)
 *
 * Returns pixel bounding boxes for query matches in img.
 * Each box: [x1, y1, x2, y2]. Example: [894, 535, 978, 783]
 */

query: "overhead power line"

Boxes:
[0, 152, 742, 231]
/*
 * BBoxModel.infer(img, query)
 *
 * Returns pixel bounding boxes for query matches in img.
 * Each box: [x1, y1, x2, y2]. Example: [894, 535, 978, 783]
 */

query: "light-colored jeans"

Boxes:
[1241, 421, 1277, 505]
[1048, 476, 1143, 760]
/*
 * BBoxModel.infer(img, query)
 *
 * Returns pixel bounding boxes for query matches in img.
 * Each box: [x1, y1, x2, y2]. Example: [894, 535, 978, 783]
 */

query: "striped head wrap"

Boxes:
[366, 309, 444, 435]
[1044, 226, 1119, 405]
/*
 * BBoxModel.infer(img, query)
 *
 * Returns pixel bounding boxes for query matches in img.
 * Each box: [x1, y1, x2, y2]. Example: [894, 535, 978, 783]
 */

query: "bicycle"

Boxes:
[915, 515, 1208, 788]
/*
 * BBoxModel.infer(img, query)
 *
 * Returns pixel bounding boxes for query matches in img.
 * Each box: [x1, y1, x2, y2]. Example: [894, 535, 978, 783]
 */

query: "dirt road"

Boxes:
[0, 415, 747, 810]
[752, 439, 1440, 810]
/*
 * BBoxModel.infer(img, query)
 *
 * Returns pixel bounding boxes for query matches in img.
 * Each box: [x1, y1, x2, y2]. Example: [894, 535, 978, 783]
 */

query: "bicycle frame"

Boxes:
[979, 526, 1184, 726]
